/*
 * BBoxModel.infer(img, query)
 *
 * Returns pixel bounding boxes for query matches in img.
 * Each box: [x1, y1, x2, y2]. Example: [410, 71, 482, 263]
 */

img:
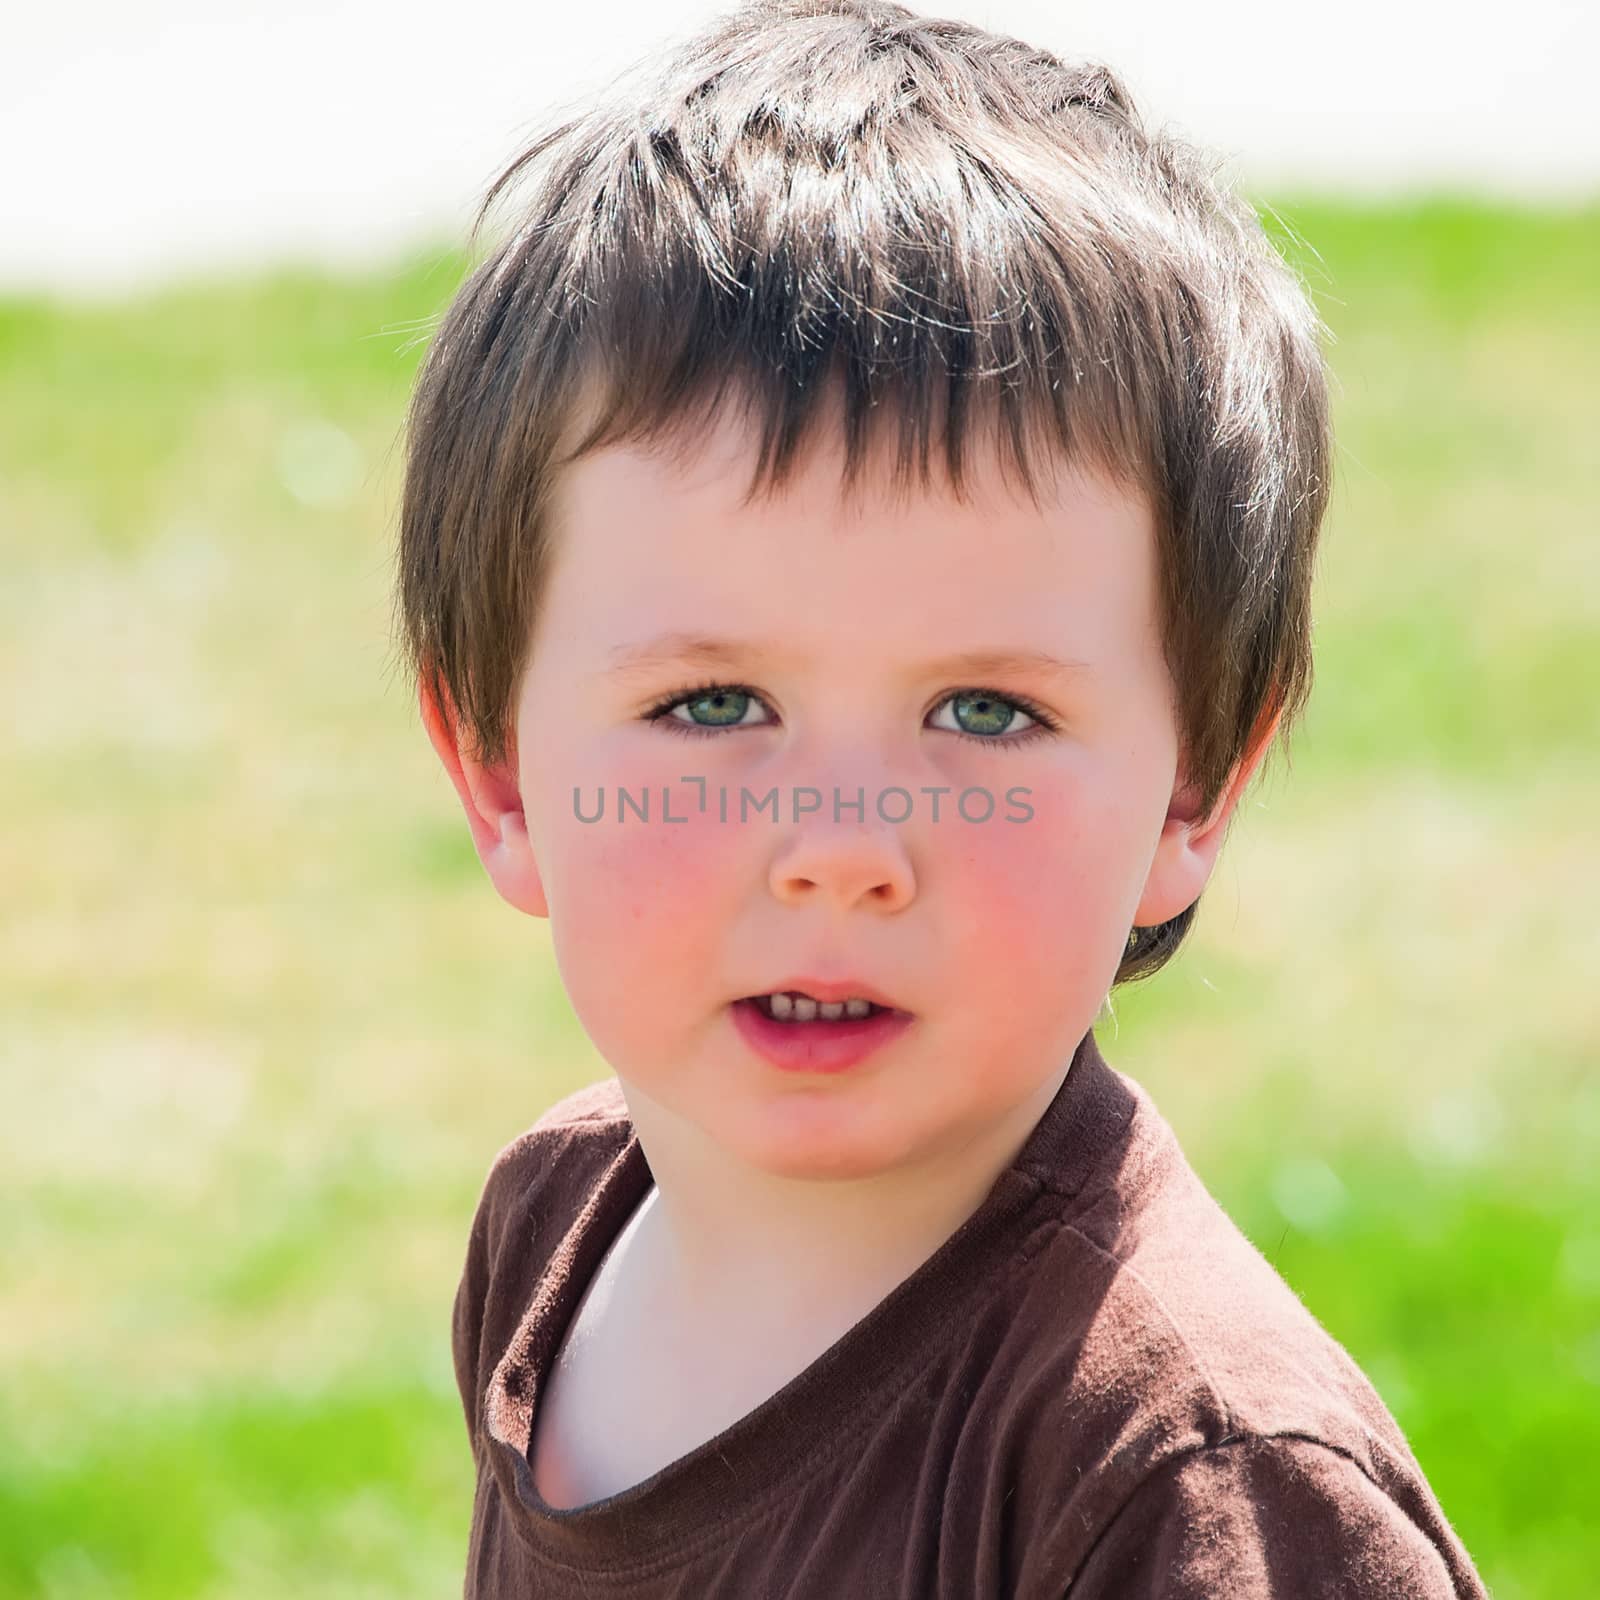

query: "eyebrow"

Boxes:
[605, 631, 1095, 684]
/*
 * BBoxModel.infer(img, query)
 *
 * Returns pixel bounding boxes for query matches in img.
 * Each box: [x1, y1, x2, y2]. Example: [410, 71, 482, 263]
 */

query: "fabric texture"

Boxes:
[451, 1027, 1490, 1597]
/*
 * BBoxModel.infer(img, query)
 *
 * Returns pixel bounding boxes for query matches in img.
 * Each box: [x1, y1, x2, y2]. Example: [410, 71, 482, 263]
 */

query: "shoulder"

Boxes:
[449, 1076, 634, 1447]
[469, 1075, 632, 1258]
[1009, 1072, 1484, 1594]
[1065, 1432, 1479, 1598]
[1020, 1076, 1401, 1465]
[453, 1077, 631, 1331]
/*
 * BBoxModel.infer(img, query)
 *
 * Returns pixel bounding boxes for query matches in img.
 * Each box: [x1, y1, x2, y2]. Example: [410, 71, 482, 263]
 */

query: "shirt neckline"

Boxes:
[482, 1024, 1125, 1573]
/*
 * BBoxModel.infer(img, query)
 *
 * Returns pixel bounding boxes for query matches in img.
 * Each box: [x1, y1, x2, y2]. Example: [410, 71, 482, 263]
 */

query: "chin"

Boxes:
[721, 1098, 937, 1184]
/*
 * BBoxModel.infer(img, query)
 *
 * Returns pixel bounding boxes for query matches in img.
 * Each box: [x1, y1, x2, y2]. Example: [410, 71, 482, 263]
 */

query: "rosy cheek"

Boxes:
[940, 787, 1120, 988]
[605, 801, 727, 914]
[546, 779, 733, 1003]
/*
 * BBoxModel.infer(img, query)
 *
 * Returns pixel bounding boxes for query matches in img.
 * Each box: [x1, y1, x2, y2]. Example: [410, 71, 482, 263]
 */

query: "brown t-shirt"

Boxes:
[451, 1028, 1490, 1597]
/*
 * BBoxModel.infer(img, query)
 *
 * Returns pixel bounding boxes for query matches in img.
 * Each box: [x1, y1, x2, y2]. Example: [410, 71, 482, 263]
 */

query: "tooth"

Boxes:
[844, 998, 871, 1018]
[770, 992, 794, 1019]
[791, 995, 818, 1021]
[818, 1001, 845, 1020]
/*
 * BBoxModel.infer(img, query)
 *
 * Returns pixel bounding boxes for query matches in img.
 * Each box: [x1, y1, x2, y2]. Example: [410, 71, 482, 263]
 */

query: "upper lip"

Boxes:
[743, 977, 910, 1013]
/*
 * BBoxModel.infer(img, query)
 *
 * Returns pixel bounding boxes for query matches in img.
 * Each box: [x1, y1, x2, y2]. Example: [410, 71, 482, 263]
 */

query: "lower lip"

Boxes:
[730, 998, 914, 1074]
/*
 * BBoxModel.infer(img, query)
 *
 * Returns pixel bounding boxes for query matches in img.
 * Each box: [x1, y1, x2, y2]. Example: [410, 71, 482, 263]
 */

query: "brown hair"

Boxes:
[392, 0, 1333, 988]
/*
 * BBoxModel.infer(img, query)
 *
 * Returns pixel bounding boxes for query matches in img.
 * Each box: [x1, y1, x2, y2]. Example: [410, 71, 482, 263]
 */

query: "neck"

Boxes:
[618, 1059, 1071, 1338]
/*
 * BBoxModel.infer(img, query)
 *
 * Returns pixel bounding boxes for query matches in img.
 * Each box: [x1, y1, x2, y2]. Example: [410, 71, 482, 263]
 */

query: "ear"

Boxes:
[418, 678, 549, 918]
[1132, 700, 1283, 932]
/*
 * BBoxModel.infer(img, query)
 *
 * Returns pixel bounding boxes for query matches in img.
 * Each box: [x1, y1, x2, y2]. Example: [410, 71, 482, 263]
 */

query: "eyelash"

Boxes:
[640, 678, 1062, 749]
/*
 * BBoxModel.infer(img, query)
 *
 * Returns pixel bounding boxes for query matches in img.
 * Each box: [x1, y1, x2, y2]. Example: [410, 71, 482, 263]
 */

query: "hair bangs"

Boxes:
[471, 46, 1161, 512]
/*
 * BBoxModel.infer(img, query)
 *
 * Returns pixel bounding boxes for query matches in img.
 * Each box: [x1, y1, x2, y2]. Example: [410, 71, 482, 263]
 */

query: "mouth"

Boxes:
[736, 972, 915, 1024]
[736, 985, 902, 1024]
[729, 990, 915, 1073]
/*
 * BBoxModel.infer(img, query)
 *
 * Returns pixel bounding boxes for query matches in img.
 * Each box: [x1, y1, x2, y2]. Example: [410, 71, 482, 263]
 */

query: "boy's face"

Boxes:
[427, 393, 1267, 1186]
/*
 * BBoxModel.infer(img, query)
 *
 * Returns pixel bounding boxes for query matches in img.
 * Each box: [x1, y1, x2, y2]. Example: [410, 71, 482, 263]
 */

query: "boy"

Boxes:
[397, 1, 1491, 1593]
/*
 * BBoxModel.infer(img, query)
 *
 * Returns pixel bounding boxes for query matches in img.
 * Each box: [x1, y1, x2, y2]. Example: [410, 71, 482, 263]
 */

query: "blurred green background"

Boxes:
[1, 199, 1596, 1598]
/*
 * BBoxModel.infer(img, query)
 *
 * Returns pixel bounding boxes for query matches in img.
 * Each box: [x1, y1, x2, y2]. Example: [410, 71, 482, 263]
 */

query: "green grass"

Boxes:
[3, 198, 1597, 1596]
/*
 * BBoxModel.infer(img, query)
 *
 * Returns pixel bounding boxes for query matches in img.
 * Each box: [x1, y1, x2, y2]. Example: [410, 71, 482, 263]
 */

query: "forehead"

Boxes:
[540, 386, 1160, 670]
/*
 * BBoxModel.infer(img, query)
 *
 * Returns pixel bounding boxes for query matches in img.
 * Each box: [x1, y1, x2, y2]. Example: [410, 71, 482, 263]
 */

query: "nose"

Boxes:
[758, 732, 922, 911]
[766, 811, 916, 912]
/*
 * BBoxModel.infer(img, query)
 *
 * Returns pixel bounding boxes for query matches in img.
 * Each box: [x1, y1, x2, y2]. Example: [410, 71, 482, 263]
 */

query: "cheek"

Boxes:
[539, 780, 734, 1021]
[938, 780, 1139, 1002]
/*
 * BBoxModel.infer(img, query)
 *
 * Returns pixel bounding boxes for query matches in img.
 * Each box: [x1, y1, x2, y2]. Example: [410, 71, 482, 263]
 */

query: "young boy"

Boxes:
[398, 2, 1491, 1593]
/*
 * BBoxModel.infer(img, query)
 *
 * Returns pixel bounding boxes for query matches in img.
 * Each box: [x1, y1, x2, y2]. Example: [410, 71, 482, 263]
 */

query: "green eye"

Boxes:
[949, 691, 1023, 738]
[680, 688, 750, 728]
[642, 682, 769, 739]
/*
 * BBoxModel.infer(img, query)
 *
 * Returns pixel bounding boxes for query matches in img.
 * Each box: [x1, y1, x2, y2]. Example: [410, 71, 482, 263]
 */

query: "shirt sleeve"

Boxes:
[1066, 1434, 1466, 1599]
